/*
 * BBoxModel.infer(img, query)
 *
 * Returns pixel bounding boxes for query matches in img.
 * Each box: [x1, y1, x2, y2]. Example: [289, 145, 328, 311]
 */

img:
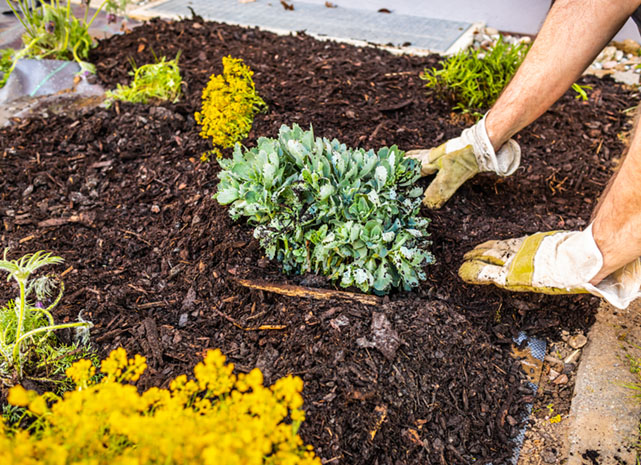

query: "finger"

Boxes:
[458, 259, 504, 285]
[462, 237, 525, 264]
[421, 155, 478, 209]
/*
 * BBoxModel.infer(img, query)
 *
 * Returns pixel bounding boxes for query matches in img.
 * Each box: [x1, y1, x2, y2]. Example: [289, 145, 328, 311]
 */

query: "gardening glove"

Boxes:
[406, 113, 521, 209]
[459, 224, 641, 309]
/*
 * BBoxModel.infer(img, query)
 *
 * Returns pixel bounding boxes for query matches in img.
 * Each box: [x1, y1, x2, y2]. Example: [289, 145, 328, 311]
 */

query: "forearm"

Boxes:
[486, 0, 640, 150]
[590, 124, 641, 283]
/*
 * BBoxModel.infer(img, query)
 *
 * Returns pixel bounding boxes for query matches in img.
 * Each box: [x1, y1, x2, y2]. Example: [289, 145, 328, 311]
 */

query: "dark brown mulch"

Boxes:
[0, 16, 633, 464]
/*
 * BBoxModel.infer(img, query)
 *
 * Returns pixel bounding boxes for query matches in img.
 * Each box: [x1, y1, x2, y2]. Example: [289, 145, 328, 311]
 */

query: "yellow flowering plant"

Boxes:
[195, 56, 267, 161]
[1, 347, 320, 465]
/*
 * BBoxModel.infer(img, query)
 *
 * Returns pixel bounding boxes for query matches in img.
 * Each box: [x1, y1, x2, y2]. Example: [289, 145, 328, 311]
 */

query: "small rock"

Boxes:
[22, 184, 33, 197]
[561, 330, 570, 341]
[549, 368, 561, 381]
[615, 50, 625, 61]
[613, 38, 641, 55]
[485, 27, 499, 36]
[541, 447, 558, 464]
[568, 333, 588, 349]
[178, 312, 189, 327]
[552, 373, 569, 385]
[612, 70, 640, 86]
[602, 60, 619, 70]
[563, 362, 576, 374]
[151, 205, 161, 213]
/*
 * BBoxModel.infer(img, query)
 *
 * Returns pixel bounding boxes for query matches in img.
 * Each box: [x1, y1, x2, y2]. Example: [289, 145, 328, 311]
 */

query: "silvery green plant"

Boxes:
[0, 250, 92, 378]
[215, 124, 434, 294]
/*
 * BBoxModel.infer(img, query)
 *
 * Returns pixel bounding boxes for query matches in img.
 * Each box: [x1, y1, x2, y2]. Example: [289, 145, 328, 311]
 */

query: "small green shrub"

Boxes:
[0, 250, 92, 379]
[195, 56, 267, 161]
[105, 54, 182, 106]
[421, 37, 530, 117]
[215, 124, 434, 294]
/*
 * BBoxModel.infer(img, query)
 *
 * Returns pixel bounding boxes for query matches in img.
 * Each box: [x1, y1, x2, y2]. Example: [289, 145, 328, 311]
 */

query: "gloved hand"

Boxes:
[458, 224, 641, 309]
[406, 114, 521, 209]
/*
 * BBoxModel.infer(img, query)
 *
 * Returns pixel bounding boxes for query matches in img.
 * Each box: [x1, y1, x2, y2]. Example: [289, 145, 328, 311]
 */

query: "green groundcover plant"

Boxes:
[0, 250, 92, 379]
[105, 53, 182, 106]
[215, 124, 434, 294]
[5, 0, 129, 73]
[422, 36, 591, 117]
[421, 37, 530, 117]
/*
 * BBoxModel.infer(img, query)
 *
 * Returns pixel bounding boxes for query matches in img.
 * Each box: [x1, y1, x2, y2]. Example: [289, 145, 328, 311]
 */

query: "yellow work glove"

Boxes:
[406, 114, 521, 208]
[458, 225, 641, 309]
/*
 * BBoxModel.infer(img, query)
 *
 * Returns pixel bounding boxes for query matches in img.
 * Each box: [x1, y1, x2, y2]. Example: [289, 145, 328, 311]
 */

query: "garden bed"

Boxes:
[0, 15, 633, 464]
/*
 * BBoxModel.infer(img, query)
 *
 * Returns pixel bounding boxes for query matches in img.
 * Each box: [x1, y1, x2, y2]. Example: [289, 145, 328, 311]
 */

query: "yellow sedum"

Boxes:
[195, 56, 267, 161]
[1, 348, 319, 465]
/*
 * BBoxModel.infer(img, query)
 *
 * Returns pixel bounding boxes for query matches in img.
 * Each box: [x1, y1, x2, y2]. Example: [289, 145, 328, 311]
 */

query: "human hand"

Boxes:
[406, 114, 520, 208]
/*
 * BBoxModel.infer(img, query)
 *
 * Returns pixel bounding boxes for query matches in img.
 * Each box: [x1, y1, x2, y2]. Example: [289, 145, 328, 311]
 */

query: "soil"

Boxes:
[0, 15, 635, 465]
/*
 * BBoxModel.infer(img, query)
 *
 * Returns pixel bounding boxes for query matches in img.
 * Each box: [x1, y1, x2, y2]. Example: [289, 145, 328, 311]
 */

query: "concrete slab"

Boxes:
[130, 0, 479, 55]
[565, 302, 641, 464]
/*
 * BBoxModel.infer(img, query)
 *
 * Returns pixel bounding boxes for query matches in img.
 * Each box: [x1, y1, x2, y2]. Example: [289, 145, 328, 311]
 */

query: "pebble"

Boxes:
[568, 334, 587, 349]
[552, 373, 569, 385]
[151, 204, 161, 213]
[549, 368, 561, 381]
[541, 447, 558, 464]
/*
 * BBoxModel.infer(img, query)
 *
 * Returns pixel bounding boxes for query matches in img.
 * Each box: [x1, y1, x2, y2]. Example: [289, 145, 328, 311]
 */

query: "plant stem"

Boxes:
[87, 0, 109, 28]
[12, 322, 91, 364]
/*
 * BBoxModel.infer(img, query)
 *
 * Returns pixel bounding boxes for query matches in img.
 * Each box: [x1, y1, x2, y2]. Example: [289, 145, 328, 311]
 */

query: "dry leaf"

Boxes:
[280, 0, 294, 10]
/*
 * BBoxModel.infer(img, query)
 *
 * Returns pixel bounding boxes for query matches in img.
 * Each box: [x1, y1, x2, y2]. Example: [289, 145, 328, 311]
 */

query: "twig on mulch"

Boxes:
[234, 278, 382, 306]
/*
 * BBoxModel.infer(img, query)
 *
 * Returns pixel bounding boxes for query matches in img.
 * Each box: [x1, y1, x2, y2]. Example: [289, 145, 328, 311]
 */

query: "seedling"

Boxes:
[215, 124, 434, 294]
[195, 56, 267, 161]
[105, 53, 182, 106]
[0, 249, 92, 378]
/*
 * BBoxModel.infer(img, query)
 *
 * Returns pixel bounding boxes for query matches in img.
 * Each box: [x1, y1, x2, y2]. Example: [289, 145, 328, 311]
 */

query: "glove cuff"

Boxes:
[463, 113, 521, 176]
[533, 224, 641, 309]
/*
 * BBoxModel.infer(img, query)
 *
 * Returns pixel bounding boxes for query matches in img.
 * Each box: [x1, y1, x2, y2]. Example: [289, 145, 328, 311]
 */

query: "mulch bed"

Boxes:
[0, 15, 634, 464]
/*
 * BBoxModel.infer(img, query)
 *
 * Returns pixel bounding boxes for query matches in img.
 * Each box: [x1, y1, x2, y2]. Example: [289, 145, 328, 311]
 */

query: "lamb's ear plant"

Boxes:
[0, 249, 92, 379]
[105, 52, 182, 107]
[215, 124, 434, 294]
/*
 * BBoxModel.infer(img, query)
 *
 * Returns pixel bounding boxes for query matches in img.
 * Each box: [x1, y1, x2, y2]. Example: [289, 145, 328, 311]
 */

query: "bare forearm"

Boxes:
[486, 0, 640, 149]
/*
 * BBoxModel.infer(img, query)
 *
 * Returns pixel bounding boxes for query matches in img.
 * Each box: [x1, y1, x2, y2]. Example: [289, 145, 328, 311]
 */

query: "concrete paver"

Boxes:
[566, 302, 641, 464]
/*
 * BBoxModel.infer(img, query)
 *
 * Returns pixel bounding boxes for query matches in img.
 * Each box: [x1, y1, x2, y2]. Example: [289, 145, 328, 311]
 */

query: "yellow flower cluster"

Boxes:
[195, 56, 267, 160]
[1, 348, 320, 465]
